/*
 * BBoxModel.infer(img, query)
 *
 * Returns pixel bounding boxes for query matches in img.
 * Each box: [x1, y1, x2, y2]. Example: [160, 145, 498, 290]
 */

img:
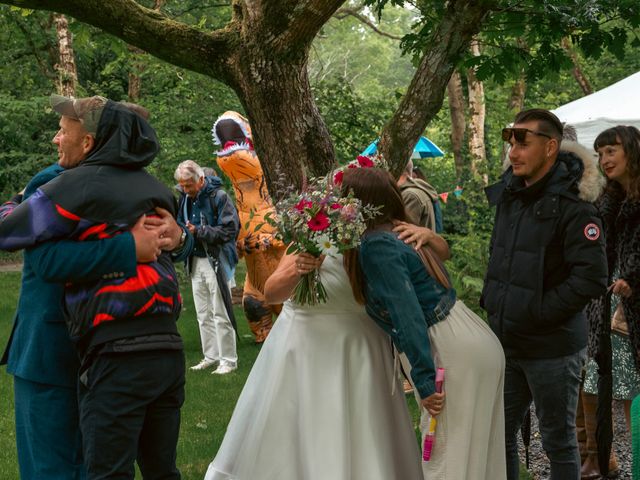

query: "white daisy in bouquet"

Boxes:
[264, 169, 379, 305]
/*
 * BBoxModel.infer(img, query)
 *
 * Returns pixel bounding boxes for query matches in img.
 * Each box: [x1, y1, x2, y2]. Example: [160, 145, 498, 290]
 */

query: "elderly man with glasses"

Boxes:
[481, 108, 608, 480]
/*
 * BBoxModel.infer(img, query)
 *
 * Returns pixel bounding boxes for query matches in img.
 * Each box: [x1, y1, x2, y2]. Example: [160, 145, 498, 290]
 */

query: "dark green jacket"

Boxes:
[1, 164, 136, 387]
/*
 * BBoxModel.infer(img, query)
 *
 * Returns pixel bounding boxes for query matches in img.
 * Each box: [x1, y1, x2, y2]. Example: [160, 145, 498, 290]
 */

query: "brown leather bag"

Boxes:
[611, 304, 629, 336]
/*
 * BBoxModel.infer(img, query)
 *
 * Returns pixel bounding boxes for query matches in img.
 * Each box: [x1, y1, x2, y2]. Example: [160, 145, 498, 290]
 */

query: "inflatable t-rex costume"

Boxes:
[212, 111, 284, 343]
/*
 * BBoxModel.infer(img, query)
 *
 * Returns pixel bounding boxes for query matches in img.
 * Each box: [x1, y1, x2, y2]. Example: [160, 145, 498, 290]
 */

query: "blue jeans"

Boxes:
[504, 349, 586, 480]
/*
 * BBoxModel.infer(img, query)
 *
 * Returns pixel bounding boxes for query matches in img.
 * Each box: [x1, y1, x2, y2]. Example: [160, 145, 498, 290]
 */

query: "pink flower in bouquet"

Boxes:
[356, 155, 375, 167]
[294, 198, 313, 212]
[308, 211, 330, 231]
[330, 203, 341, 210]
[340, 203, 358, 221]
[333, 170, 344, 184]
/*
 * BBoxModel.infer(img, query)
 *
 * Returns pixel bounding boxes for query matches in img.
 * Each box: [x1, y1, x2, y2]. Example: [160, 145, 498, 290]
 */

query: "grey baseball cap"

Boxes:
[50, 94, 107, 135]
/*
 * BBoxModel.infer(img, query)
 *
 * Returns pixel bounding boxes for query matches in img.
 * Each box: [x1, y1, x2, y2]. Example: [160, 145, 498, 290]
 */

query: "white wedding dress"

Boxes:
[205, 254, 423, 480]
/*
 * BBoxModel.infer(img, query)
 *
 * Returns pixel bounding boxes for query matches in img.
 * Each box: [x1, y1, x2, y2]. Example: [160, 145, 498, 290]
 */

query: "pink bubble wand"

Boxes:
[422, 367, 445, 462]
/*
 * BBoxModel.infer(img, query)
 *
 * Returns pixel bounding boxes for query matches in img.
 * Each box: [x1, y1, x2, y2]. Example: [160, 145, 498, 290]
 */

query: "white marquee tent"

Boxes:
[552, 71, 640, 149]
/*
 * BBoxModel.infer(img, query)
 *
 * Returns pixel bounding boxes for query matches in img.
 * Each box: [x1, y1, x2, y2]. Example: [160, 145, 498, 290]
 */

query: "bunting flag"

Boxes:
[437, 185, 463, 203]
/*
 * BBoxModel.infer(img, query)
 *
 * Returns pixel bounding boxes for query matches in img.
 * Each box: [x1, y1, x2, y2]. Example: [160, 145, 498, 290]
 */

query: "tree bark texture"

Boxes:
[1, 0, 495, 192]
[127, 1, 163, 102]
[127, 45, 145, 101]
[231, 51, 336, 193]
[377, 0, 494, 177]
[508, 72, 526, 113]
[447, 70, 466, 178]
[466, 38, 486, 183]
[561, 37, 592, 95]
[53, 13, 77, 96]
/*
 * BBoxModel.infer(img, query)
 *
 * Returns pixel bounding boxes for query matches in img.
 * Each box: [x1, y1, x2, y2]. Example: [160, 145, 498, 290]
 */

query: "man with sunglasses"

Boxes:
[481, 109, 607, 480]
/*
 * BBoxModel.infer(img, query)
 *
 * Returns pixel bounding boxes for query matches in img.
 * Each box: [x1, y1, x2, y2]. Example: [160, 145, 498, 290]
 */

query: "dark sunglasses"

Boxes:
[502, 127, 552, 143]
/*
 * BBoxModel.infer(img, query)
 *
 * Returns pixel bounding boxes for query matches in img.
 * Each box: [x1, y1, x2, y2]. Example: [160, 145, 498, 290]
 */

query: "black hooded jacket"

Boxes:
[481, 151, 608, 358]
[0, 101, 187, 358]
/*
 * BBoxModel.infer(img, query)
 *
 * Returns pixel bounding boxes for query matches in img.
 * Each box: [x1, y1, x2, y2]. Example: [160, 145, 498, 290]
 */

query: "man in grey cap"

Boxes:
[0, 94, 188, 479]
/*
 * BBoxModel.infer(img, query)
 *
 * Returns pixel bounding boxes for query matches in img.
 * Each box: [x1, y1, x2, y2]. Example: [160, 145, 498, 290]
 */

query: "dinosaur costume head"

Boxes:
[212, 111, 260, 182]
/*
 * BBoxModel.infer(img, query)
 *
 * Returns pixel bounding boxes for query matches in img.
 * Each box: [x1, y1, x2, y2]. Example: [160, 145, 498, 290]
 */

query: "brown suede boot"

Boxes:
[581, 392, 619, 479]
[577, 388, 587, 465]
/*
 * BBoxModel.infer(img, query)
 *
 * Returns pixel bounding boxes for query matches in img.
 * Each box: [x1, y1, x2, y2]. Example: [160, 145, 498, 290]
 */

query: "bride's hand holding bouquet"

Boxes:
[265, 165, 379, 306]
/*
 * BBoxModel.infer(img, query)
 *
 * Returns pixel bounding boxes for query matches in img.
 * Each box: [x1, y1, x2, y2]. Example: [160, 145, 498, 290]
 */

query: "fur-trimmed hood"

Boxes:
[501, 139, 605, 203]
[560, 140, 605, 203]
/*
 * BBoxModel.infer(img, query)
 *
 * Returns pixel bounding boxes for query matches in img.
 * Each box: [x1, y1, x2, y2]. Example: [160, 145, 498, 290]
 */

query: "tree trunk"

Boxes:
[378, 0, 493, 177]
[127, 45, 145, 101]
[561, 37, 592, 95]
[447, 70, 466, 178]
[466, 38, 486, 184]
[508, 71, 526, 113]
[128, 1, 163, 102]
[52, 13, 77, 96]
[500, 72, 527, 169]
[230, 50, 336, 194]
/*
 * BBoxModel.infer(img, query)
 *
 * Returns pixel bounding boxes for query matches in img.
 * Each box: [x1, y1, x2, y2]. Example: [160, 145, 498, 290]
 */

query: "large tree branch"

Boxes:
[561, 37, 592, 96]
[334, 8, 402, 41]
[258, 0, 347, 51]
[0, 0, 237, 83]
[378, 0, 495, 176]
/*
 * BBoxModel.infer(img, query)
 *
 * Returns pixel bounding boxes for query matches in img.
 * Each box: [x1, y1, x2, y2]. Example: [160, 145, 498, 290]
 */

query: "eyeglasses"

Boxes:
[502, 127, 552, 143]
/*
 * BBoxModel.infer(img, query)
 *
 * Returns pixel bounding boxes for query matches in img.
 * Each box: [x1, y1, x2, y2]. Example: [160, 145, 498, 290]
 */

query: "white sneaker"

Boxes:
[212, 364, 237, 375]
[190, 359, 218, 371]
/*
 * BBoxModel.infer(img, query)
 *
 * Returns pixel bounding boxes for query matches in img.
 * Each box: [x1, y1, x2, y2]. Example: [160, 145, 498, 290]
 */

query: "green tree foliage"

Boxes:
[0, 1, 639, 308]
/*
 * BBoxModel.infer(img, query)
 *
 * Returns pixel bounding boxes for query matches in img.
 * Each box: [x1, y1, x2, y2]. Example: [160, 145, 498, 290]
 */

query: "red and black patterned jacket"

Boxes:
[0, 102, 191, 358]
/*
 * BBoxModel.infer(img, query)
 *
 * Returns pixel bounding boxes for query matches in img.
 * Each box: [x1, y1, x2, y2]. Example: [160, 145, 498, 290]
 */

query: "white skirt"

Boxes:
[421, 300, 506, 480]
[204, 298, 423, 480]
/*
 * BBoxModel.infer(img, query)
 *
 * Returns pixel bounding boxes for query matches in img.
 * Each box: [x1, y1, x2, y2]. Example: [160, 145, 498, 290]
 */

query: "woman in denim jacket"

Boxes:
[343, 167, 507, 480]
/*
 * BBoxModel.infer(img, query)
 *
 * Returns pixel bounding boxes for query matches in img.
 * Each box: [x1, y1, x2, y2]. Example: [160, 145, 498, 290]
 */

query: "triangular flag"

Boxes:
[453, 186, 463, 197]
[439, 192, 449, 203]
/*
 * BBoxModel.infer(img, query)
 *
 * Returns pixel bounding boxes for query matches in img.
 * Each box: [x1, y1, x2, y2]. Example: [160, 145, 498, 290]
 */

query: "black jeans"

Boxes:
[79, 349, 185, 480]
[504, 349, 586, 480]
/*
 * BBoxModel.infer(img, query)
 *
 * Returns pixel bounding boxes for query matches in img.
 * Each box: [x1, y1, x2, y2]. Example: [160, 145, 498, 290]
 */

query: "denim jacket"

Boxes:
[359, 230, 456, 398]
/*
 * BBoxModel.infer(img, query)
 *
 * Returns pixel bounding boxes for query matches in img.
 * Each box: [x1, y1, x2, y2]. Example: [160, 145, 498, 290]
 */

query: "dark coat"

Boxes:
[586, 185, 640, 368]
[481, 147, 608, 359]
[0, 101, 192, 358]
[177, 175, 239, 279]
[0, 164, 136, 387]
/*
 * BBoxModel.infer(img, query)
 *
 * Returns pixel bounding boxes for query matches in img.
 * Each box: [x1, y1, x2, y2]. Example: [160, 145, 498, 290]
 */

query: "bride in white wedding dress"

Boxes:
[204, 252, 423, 480]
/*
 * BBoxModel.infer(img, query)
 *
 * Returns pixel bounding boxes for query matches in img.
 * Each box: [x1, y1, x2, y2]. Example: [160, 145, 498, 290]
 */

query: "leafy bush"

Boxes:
[445, 232, 490, 318]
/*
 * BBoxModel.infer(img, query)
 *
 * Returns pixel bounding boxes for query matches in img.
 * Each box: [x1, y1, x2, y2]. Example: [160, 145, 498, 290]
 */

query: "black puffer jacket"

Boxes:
[481, 148, 608, 358]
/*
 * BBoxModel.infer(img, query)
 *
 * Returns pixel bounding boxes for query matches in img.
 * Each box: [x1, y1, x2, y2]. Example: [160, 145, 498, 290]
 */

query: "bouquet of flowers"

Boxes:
[264, 173, 378, 305]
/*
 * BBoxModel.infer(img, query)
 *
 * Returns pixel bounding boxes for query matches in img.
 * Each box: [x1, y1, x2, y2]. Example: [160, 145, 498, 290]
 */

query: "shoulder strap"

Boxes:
[208, 189, 222, 225]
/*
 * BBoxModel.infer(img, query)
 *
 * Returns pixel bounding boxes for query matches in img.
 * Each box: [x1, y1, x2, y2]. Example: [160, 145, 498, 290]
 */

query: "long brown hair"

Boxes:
[594, 125, 640, 199]
[341, 168, 450, 305]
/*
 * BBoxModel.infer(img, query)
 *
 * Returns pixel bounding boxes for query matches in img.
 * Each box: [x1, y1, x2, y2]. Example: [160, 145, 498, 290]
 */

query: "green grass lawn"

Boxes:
[0, 267, 531, 479]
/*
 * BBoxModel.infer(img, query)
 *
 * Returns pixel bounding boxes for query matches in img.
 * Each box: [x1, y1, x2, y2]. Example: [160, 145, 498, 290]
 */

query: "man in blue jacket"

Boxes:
[0, 97, 190, 479]
[175, 160, 240, 374]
